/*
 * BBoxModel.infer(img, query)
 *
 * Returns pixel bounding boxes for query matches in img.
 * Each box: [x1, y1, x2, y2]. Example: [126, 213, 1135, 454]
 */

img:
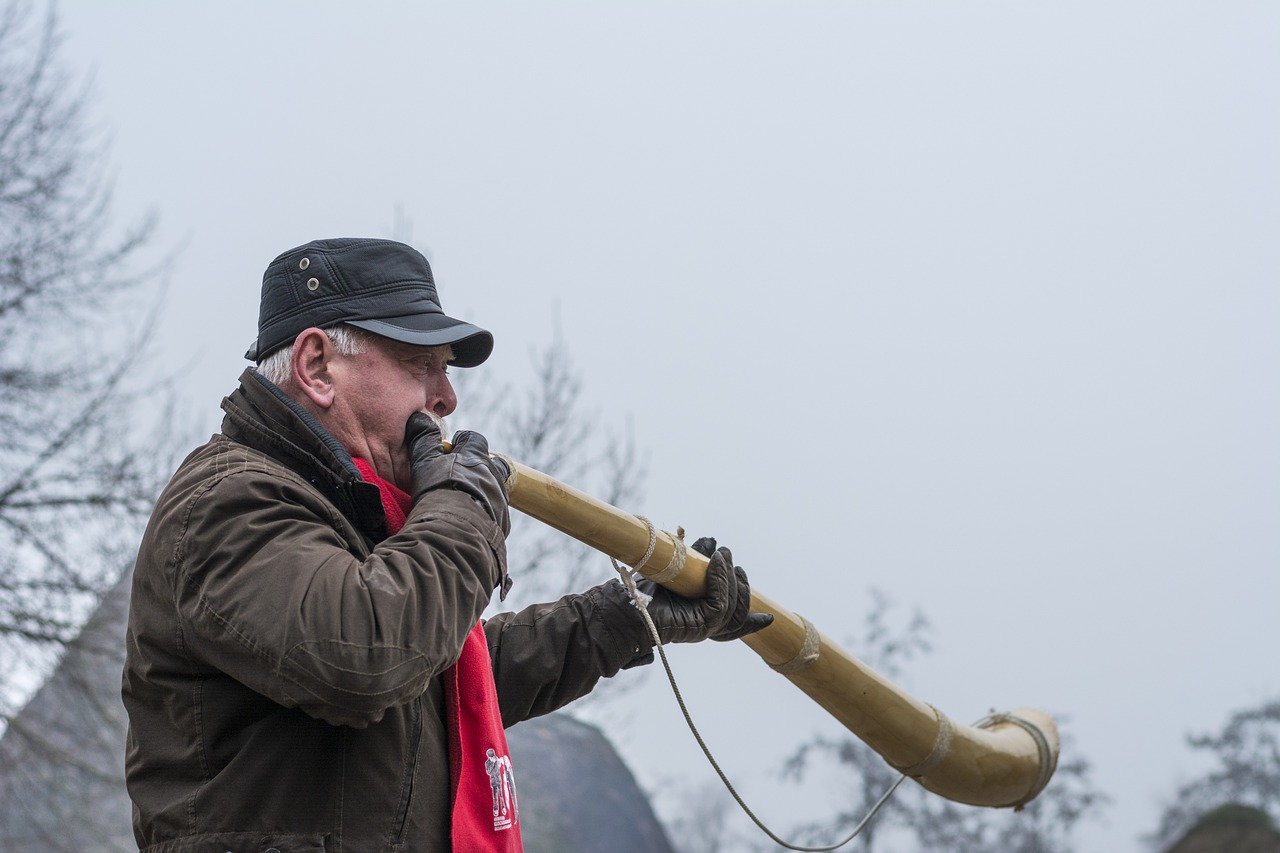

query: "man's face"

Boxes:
[327, 334, 457, 492]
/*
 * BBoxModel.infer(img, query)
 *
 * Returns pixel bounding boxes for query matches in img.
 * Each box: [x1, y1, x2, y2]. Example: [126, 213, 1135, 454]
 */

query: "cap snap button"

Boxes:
[299, 257, 310, 270]
[306, 277, 319, 292]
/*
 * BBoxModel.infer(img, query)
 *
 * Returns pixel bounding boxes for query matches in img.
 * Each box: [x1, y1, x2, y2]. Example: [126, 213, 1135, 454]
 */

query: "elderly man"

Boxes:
[122, 237, 770, 853]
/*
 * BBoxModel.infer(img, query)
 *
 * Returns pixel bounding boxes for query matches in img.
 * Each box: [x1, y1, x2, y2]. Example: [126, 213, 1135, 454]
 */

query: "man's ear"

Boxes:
[291, 328, 336, 409]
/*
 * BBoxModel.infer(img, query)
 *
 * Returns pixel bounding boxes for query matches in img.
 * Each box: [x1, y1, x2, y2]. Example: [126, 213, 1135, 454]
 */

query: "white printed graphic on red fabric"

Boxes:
[484, 747, 519, 831]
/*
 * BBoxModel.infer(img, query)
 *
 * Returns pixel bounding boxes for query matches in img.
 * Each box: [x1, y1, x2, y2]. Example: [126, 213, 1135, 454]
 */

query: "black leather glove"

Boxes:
[404, 412, 511, 536]
[636, 536, 773, 644]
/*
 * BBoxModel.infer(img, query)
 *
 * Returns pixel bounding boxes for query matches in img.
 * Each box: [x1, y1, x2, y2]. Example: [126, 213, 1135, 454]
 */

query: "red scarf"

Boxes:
[354, 459, 522, 851]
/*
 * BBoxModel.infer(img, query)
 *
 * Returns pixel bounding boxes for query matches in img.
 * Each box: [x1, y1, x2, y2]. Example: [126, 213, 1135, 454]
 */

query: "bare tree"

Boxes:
[778, 590, 934, 852]
[778, 592, 1108, 853]
[1146, 697, 1280, 851]
[905, 740, 1105, 853]
[0, 0, 170, 719]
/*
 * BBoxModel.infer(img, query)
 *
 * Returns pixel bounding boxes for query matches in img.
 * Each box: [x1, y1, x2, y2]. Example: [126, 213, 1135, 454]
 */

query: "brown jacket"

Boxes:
[122, 370, 652, 852]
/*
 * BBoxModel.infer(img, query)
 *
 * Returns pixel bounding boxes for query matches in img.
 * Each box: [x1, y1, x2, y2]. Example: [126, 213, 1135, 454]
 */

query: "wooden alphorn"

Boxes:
[499, 455, 1060, 809]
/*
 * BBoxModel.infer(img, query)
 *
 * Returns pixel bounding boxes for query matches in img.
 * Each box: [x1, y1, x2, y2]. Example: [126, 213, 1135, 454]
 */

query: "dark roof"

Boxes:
[1165, 805, 1280, 853]
[0, 564, 675, 853]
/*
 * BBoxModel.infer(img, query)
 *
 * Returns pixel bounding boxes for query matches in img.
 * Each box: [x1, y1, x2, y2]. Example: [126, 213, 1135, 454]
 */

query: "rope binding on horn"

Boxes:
[973, 711, 1058, 811]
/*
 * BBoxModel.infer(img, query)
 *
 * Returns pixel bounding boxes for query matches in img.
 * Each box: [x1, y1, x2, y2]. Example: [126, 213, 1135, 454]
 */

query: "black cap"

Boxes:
[244, 237, 493, 367]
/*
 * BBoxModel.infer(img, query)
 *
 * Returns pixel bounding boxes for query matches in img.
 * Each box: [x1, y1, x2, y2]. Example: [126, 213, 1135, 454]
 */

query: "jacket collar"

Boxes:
[221, 368, 389, 541]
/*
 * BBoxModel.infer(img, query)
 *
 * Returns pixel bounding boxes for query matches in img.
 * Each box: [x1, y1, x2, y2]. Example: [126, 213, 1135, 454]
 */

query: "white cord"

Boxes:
[610, 518, 903, 852]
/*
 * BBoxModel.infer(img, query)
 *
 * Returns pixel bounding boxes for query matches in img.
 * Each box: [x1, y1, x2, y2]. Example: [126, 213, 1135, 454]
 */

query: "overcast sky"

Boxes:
[51, 2, 1279, 850]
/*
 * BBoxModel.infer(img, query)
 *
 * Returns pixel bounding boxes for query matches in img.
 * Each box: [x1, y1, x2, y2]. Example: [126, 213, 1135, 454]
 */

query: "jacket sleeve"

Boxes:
[171, 467, 505, 728]
[484, 578, 655, 728]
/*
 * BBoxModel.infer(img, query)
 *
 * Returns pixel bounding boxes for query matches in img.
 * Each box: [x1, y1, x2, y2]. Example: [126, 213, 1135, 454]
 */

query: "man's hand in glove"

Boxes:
[635, 536, 773, 644]
[404, 412, 511, 536]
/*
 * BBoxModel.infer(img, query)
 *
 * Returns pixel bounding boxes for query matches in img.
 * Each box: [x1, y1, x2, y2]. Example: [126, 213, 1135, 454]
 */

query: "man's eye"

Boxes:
[405, 358, 443, 375]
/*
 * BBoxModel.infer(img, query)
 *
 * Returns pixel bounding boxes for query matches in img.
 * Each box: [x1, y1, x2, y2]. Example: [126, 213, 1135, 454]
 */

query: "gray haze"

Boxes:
[49, 2, 1280, 850]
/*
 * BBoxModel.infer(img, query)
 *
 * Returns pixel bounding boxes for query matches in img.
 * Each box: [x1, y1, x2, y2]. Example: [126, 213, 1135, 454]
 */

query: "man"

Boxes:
[122, 237, 771, 852]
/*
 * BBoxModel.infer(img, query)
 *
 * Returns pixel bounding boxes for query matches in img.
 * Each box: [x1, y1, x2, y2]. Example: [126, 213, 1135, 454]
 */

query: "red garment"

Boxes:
[351, 458, 410, 533]
[355, 458, 522, 851]
[448, 621, 522, 851]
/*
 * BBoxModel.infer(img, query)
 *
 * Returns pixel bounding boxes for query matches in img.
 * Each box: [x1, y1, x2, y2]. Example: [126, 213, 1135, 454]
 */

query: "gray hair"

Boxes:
[255, 324, 372, 385]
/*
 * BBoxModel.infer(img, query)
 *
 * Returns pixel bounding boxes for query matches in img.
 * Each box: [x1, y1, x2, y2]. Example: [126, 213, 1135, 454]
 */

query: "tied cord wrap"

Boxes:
[770, 616, 821, 675]
[611, 517, 901, 852]
[890, 705, 955, 778]
[645, 531, 687, 584]
[888, 708, 1055, 808]
[493, 453, 518, 494]
[974, 712, 1058, 811]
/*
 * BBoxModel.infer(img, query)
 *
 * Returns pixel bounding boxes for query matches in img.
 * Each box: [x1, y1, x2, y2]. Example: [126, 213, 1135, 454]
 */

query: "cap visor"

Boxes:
[346, 315, 493, 367]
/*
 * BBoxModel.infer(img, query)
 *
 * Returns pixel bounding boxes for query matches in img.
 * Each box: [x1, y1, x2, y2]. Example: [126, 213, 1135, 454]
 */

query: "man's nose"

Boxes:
[427, 375, 457, 418]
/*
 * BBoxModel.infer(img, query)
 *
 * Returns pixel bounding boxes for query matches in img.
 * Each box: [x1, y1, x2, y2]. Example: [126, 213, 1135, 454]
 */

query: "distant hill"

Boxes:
[0, 565, 676, 853]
